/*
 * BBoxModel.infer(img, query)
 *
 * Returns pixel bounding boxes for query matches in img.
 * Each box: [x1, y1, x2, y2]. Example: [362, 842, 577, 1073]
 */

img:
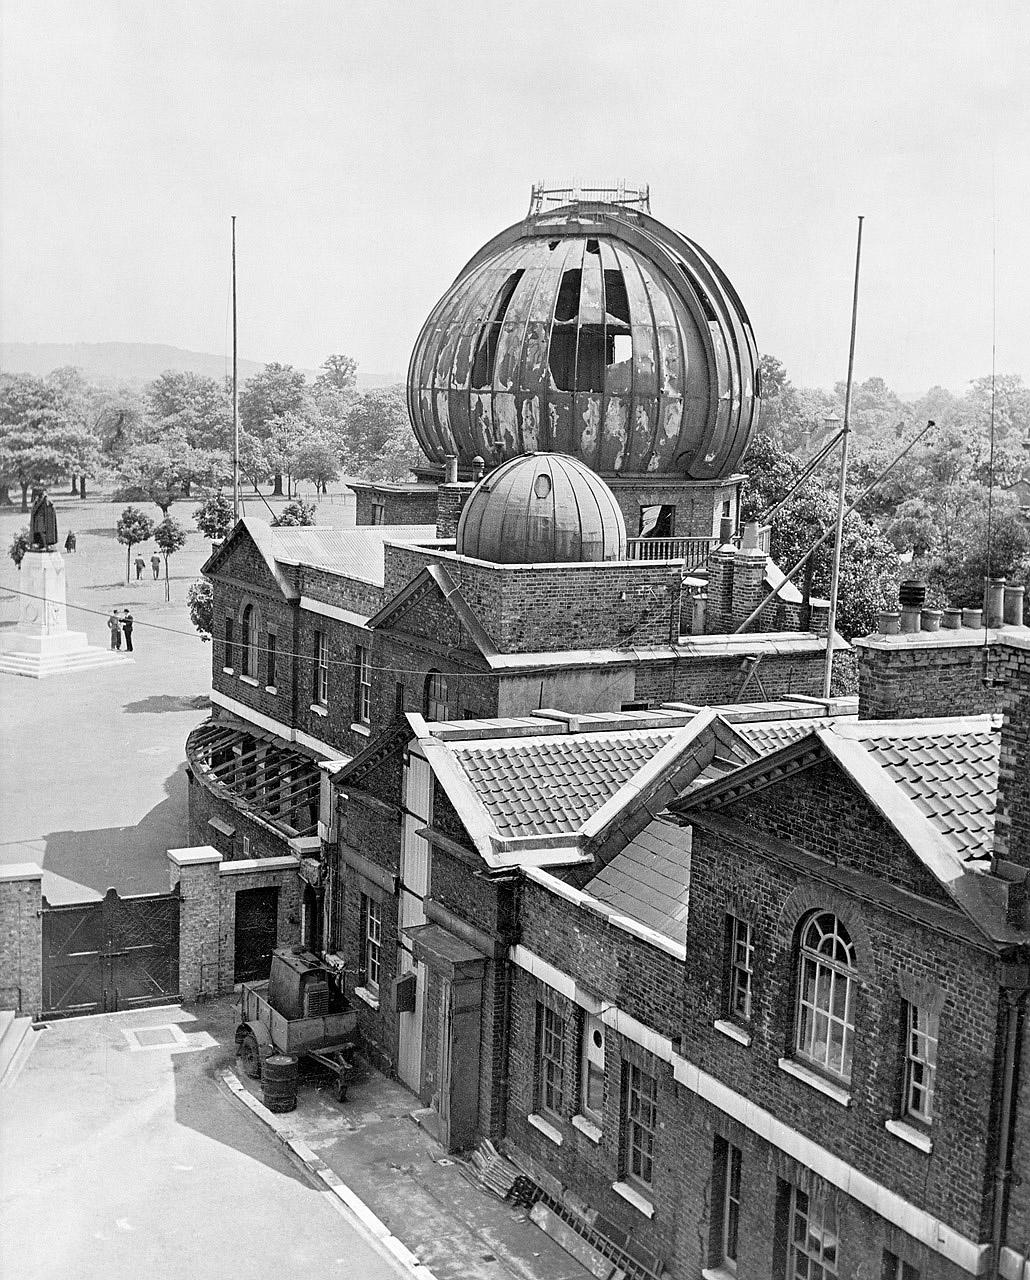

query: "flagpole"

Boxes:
[232, 215, 240, 523]
[823, 215, 864, 699]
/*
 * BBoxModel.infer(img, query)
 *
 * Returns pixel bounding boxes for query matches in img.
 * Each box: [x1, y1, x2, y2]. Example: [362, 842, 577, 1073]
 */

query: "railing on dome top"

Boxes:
[625, 525, 771, 570]
[528, 182, 651, 216]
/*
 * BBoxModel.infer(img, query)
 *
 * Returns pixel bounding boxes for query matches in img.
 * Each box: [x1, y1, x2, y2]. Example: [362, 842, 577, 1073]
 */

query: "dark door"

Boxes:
[234, 886, 279, 982]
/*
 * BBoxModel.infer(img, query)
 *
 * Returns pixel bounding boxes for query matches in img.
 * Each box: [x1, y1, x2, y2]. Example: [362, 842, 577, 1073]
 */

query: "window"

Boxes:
[313, 630, 328, 705]
[371, 501, 385, 525]
[394, 682, 406, 720]
[240, 604, 253, 676]
[536, 1005, 565, 1119]
[424, 671, 451, 722]
[716, 1140, 742, 1273]
[727, 915, 754, 1022]
[796, 913, 857, 1081]
[580, 1013, 604, 1123]
[224, 616, 234, 669]
[621, 1062, 657, 1190]
[266, 630, 277, 689]
[903, 1003, 938, 1124]
[356, 645, 372, 725]
[882, 1252, 919, 1280]
[787, 1185, 838, 1278]
[361, 895, 382, 994]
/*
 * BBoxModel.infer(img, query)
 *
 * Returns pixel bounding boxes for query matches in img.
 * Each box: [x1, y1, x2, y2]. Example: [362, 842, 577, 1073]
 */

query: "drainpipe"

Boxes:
[992, 963, 1030, 1278]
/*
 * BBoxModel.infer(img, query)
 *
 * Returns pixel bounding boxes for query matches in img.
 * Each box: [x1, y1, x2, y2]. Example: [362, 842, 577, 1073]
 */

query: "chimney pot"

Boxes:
[898, 579, 927, 610]
[962, 607, 983, 629]
[986, 577, 1006, 628]
[920, 608, 943, 632]
[741, 521, 762, 551]
[1004, 584, 1026, 626]
[472, 455, 485, 482]
[444, 454, 458, 485]
[942, 607, 964, 630]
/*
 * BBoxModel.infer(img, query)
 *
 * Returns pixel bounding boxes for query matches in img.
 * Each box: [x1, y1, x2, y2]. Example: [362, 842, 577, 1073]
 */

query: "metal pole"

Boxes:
[232, 215, 240, 523]
[822, 216, 864, 699]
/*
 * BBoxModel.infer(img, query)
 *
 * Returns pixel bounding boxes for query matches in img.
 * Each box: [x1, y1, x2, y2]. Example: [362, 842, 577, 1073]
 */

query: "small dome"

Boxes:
[456, 453, 627, 564]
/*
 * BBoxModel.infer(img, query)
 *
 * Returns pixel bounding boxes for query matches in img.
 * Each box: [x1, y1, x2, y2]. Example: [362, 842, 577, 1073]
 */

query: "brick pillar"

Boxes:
[995, 640, 1030, 870]
[731, 545, 769, 633]
[436, 483, 475, 539]
[168, 845, 222, 1000]
[0, 863, 42, 1017]
[705, 545, 736, 634]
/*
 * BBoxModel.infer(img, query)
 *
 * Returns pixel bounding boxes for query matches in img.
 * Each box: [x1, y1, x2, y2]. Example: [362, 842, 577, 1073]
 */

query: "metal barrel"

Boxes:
[262, 1054, 298, 1112]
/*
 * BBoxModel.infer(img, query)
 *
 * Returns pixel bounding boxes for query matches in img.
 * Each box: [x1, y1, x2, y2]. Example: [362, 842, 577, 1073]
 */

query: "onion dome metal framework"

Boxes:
[408, 198, 761, 482]
[455, 452, 627, 565]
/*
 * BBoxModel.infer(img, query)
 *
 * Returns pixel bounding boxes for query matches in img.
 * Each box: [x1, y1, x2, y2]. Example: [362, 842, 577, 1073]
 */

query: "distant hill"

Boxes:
[0, 341, 403, 389]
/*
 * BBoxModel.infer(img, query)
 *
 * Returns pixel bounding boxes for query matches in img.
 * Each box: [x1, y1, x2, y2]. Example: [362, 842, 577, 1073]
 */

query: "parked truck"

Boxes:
[235, 947, 359, 1101]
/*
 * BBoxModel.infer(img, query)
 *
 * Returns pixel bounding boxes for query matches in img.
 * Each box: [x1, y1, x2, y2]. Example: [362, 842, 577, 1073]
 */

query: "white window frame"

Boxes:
[903, 1003, 938, 1125]
[356, 644, 372, 725]
[622, 1062, 657, 1191]
[795, 913, 857, 1083]
[721, 1142, 742, 1273]
[728, 915, 753, 1022]
[786, 1184, 839, 1278]
[580, 1012, 605, 1124]
[314, 630, 328, 706]
[536, 1004, 565, 1120]
[363, 896, 382, 995]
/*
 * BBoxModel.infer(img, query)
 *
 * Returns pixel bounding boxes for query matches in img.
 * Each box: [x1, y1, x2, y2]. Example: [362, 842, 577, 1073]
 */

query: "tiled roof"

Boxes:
[840, 721, 999, 867]
[739, 717, 850, 754]
[450, 730, 678, 838]
[587, 819, 691, 945]
[271, 525, 437, 586]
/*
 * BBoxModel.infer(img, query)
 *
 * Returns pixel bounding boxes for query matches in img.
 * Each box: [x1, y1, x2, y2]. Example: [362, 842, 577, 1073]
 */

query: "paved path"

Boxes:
[0, 1002, 405, 1280]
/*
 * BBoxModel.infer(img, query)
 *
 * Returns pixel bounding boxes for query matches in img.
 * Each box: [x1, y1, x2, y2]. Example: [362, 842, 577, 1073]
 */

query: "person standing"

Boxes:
[64, 531, 77, 553]
[151, 552, 161, 580]
[135, 554, 146, 580]
[121, 609, 135, 653]
[108, 611, 122, 651]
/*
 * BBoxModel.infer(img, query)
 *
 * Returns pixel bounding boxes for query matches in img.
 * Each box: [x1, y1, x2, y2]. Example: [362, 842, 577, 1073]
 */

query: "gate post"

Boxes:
[0, 864, 43, 1018]
[168, 846, 222, 1000]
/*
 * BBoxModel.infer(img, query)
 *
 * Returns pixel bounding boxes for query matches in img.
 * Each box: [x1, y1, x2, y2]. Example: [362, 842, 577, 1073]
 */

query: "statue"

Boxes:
[29, 487, 59, 551]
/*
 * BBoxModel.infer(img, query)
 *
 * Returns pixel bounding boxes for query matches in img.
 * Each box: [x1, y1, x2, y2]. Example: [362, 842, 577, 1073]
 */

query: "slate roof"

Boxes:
[831, 719, 999, 869]
[271, 525, 437, 587]
[587, 819, 692, 946]
[451, 730, 678, 838]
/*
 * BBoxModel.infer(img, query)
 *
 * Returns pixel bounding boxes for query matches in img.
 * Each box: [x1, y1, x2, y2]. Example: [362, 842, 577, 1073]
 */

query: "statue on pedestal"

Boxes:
[29, 488, 58, 551]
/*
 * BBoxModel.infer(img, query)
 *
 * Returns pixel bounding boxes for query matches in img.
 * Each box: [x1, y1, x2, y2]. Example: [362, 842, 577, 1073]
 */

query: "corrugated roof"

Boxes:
[843, 721, 999, 867]
[450, 730, 678, 838]
[271, 525, 437, 586]
[587, 818, 692, 945]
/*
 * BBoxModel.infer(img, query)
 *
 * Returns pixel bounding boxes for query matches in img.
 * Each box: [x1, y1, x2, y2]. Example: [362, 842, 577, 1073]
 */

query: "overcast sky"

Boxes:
[2, 0, 1027, 393]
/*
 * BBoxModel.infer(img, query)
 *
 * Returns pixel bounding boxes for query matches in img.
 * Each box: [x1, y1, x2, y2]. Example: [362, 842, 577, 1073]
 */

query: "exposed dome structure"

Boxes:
[455, 452, 627, 564]
[409, 191, 760, 482]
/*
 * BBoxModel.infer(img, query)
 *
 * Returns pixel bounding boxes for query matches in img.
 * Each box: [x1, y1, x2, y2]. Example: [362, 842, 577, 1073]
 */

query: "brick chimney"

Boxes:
[993, 636, 1030, 871]
[853, 578, 1030, 720]
[435, 455, 475, 539]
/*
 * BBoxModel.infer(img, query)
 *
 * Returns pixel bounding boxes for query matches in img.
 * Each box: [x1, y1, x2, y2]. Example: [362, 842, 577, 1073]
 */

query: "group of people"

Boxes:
[135, 553, 162, 580]
[107, 608, 135, 652]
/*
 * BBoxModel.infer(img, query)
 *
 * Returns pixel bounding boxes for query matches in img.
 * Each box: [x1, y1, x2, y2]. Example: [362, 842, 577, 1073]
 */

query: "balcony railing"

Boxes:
[626, 524, 771, 570]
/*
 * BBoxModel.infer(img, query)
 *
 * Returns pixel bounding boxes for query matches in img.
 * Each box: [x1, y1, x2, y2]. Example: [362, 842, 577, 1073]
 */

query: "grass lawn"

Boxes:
[0, 483, 355, 902]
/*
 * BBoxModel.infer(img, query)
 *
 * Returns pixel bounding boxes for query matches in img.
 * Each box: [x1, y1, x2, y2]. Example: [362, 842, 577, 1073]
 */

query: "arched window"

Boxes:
[424, 671, 451, 722]
[240, 604, 253, 677]
[796, 912, 857, 1081]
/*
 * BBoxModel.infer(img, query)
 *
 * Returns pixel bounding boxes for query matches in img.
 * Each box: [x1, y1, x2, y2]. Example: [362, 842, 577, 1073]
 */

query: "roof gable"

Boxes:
[202, 517, 296, 599]
[369, 562, 498, 658]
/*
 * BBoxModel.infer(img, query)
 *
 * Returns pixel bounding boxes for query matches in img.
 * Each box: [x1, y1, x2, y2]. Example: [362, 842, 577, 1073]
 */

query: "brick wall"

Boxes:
[187, 769, 294, 861]
[994, 640, 1030, 871]
[299, 566, 382, 619]
[351, 484, 439, 527]
[683, 811, 1000, 1242]
[0, 865, 42, 1017]
[435, 482, 475, 538]
[607, 477, 739, 539]
[633, 649, 825, 706]
[854, 633, 1009, 720]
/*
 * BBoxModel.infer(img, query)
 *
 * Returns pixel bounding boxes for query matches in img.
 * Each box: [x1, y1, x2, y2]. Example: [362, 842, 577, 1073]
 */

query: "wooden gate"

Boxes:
[42, 885, 181, 1019]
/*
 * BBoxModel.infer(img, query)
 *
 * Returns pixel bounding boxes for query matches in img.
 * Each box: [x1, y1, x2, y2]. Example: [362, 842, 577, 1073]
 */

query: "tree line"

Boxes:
[0, 355, 425, 513]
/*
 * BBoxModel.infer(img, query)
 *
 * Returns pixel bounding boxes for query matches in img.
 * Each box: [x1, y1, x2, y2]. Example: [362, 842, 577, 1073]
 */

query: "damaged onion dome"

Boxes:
[456, 452, 627, 565]
[408, 191, 760, 482]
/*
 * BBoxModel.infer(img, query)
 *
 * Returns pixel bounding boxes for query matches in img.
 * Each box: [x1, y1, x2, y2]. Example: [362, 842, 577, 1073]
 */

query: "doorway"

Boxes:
[234, 886, 279, 982]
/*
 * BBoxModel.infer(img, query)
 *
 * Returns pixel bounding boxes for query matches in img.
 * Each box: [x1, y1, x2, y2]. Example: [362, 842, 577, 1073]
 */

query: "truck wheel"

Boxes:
[236, 1029, 261, 1080]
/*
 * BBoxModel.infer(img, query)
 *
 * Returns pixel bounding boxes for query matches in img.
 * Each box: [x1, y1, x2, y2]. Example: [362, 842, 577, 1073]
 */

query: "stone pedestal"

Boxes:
[0, 551, 131, 678]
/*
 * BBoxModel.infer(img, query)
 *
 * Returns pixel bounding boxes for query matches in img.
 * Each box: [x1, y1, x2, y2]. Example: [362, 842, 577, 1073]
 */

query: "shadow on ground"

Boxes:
[125, 693, 210, 714]
[42, 763, 189, 898]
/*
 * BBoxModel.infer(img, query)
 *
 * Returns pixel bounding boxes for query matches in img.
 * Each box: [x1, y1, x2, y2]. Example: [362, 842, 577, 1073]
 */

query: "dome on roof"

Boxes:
[456, 452, 627, 564]
[408, 197, 760, 482]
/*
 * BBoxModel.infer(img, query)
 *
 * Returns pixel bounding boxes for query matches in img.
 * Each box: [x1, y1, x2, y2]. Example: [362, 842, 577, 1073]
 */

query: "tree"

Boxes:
[239, 363, 310, 494]
[116, 505, 155, 583]
[194, 492, 235, 543]
[8, 527, 30, 568]
[186, 579, 213, 640]
[925, 491, 1030, 618]
[114, 439, 192, 514]
[313, 353, 358, 398]
[271, 499, 317, 527]
[340, 387, 423, 482]
[294, 432, 340, 495]
[153, 516, 187, 602]
[146, 370, 232, 453]
[0, 373, 101, 508]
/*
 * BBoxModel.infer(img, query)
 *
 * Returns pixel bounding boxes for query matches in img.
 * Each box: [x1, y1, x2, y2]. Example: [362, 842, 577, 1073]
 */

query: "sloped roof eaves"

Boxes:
[202, 518, 297, 599]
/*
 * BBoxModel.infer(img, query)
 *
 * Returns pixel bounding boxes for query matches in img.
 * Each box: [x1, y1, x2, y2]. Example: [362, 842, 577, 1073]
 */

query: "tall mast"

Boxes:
[232, 215, 240, 522]
[822, 215, 864, 699]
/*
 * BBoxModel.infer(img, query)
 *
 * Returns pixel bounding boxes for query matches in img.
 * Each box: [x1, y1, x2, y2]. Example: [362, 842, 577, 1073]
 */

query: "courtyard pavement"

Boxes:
[0, 486, 355, 902]
[0, 995, 589, 1280]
